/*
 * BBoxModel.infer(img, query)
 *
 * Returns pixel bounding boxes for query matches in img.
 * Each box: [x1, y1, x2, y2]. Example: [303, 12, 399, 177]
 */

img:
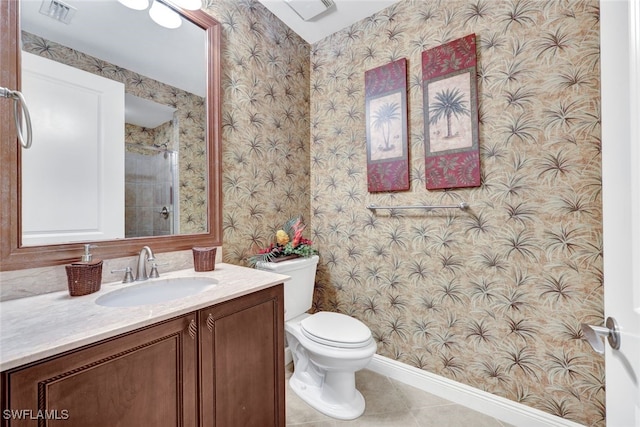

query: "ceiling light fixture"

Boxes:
[148, 0, 182, 29]
[118, 0, 189, 29]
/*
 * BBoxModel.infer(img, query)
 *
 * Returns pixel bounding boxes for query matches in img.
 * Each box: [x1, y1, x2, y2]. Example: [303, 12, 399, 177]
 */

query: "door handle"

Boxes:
[581, 317, 620, 354]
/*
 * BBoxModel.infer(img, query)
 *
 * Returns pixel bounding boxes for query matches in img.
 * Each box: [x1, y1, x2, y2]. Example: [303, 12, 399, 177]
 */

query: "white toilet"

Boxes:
[256, 255, 377, 420]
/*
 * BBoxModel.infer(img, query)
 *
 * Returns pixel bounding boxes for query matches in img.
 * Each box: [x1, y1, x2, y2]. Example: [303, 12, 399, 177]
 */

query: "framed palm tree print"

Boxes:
[422, 34, 480, 190]
[365, 58, 409, 192]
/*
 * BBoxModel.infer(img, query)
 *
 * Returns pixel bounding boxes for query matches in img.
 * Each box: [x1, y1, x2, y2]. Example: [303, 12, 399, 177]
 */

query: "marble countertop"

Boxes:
[0, 263, 289, 372]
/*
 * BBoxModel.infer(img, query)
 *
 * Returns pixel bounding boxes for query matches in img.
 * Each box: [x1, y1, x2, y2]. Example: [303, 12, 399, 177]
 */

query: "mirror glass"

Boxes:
[20, 0, 207, 246]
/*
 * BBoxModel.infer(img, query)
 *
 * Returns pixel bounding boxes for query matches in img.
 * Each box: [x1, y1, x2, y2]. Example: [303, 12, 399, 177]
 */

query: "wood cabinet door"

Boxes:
[3, 314, 198, 427]
[199, 285, 284, 427]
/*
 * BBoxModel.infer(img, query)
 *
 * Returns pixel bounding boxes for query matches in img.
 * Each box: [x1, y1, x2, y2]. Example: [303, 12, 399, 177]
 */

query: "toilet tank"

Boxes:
[256, 255, 319, 321]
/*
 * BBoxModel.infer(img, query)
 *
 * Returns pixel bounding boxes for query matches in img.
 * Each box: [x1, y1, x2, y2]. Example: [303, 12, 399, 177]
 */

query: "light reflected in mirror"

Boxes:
[20, 0, 207, 246]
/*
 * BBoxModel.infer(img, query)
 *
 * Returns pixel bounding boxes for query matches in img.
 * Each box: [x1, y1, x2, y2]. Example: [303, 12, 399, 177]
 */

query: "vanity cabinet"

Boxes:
[199, 285, 285, 427]
[1, 285, 284, 427]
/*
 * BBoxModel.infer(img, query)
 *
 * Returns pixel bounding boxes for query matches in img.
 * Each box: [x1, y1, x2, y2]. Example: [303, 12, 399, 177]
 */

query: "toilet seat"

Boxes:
[301, 312, 372, 349]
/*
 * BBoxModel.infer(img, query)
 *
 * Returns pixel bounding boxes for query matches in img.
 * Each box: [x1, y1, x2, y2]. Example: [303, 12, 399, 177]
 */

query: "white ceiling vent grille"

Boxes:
[39, 0, 77, 24]
[285, 0, 335, 21]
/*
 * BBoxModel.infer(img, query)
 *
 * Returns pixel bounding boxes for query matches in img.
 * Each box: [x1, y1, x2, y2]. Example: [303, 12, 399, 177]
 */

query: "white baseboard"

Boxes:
[367, 355, 585, 427]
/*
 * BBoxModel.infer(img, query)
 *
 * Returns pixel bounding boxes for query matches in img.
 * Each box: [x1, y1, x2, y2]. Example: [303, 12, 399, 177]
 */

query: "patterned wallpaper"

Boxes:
[201, 0, 603, 424]
[308, 0, 603, 425]
[201, 0, 312, 263]
[198, 0, 604, 425]
[22, 32, 207, 235]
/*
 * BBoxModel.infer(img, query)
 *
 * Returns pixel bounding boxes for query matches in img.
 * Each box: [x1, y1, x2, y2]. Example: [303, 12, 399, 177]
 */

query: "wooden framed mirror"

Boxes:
[0, 0, 222, 271]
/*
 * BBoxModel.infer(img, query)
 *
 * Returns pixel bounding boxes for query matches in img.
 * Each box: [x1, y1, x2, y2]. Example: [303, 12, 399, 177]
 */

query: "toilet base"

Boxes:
[289, 374, 365, 420]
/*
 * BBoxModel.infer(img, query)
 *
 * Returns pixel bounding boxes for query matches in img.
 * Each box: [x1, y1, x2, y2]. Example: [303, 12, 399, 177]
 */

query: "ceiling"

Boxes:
[257, 0, 400, 44]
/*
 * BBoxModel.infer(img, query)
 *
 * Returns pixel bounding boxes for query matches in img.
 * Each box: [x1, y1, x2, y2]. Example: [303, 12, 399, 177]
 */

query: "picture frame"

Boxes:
[422, 34, 481, 190]
[365, 58, 409, 192]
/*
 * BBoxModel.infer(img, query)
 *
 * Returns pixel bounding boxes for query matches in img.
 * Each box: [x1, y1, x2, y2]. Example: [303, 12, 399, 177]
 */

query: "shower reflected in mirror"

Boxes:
[125, 141, 179, 238]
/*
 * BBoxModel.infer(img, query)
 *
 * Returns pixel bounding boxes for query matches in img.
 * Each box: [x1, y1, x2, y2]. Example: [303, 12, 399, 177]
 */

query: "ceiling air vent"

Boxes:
[39, 0, 77, 24]
[285, 0, 335, 21]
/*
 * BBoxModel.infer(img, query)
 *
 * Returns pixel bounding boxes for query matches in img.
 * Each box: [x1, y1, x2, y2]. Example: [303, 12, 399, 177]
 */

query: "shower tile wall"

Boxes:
[125, 120, 177, 238]
[125, 151, 173, 238]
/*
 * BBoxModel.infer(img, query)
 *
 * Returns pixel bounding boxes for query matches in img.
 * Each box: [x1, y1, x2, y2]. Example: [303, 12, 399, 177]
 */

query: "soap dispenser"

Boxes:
[65, 244, 103, 296]
[76, 244, 97, 264]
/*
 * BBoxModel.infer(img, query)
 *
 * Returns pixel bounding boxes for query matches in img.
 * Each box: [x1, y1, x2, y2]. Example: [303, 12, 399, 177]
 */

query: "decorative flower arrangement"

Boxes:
[248, 216, 318, 266]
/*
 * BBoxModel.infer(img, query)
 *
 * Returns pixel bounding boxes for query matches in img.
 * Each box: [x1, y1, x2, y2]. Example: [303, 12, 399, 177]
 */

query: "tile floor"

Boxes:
[285, 364, 515, 427]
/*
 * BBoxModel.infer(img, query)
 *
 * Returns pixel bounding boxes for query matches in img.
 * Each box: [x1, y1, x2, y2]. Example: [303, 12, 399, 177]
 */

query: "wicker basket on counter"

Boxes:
[192, 247, 217, 272]
[65, 261, 103, 296]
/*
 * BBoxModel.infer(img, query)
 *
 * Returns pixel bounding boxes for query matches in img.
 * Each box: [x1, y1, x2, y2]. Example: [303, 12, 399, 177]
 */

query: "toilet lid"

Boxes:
[301, 312, 372, 348]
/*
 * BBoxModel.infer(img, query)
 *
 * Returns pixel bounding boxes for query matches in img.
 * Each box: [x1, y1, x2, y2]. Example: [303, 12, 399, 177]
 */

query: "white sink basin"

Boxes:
[95, 277, 217, 307]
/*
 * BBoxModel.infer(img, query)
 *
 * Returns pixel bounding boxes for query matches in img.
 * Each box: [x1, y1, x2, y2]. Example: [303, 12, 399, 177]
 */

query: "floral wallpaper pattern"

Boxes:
[200, 0, 312, 263]
[309, 0, 603, 425]
[22, 32, 206, 235]
[202, 0, 603, 424]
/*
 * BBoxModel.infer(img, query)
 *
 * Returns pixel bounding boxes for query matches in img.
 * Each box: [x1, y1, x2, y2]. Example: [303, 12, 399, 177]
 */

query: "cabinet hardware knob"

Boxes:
[206, 313, 214, 331]
[188, 319, 197, 339]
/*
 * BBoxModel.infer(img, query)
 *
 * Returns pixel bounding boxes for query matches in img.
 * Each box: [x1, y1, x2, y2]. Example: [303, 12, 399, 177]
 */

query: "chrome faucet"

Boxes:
[135, 246, 156, 281]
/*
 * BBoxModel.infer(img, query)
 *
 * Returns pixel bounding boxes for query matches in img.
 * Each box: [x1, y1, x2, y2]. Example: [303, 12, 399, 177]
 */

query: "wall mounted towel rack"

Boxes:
[367, 202, 469, 211]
